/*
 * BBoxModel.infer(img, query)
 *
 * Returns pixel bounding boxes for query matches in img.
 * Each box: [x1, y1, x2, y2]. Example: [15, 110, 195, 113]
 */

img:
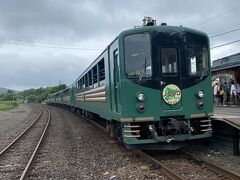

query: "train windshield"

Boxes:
[187, 47, 209, 79]
[185, 32, 209, 81]
[124, 33, 152, 79]
[161, 48, 178, 75]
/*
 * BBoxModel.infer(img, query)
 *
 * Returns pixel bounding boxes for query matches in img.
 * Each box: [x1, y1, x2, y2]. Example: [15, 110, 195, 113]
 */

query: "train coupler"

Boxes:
[148, 124, 190, 143]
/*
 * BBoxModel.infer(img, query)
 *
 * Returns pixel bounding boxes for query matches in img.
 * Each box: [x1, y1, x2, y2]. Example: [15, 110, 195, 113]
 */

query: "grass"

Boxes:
[0, 101, 19, 111]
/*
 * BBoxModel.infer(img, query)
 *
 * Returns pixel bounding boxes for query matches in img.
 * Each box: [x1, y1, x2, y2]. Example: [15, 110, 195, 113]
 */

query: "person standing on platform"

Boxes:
[222, 82, 228, 106]
[237, 82, 240, 104]
[230, 80, 236, 105]
[213, 82, 220, 105]
[218, 82, 224, 105]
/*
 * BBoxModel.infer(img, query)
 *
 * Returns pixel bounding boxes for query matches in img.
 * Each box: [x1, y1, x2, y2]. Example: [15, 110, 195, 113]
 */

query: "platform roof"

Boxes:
[211, 52, 240, 72]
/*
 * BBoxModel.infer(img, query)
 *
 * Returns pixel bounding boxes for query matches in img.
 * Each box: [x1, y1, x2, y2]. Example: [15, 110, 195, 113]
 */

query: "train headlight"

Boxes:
[137, 92, 145, 101]
[196, 90, 204, 98]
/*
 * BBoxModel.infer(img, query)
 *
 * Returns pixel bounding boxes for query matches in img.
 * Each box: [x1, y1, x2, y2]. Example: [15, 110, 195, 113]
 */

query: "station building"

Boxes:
[211, 52, 240, 104]
[211, 52, 240, 85]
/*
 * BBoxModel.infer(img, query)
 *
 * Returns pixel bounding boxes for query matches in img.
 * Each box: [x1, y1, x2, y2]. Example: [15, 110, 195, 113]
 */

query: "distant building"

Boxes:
[211, 52, 240, 85]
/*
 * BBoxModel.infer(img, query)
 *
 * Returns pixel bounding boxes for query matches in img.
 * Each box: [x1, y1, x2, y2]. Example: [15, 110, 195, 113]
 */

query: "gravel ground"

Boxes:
[182, 142, 240, 175]
[150, 151, 220, 180]
[0, 107, 49, 179]
[0, 104, 41, 150]
[29, 105, 166, 179]
[2, 104, 239, 179]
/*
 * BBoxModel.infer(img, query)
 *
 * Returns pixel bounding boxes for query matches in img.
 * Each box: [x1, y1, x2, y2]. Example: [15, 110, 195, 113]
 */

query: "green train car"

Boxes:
[48, 17, 213, 150]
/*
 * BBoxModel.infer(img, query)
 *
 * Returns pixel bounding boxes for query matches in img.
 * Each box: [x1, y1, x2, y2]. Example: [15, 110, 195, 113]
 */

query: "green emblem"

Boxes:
[162, 84, 181, 105]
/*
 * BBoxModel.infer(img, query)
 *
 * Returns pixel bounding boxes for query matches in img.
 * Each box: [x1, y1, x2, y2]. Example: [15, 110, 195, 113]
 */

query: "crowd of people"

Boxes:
[213, 80, 240, 106]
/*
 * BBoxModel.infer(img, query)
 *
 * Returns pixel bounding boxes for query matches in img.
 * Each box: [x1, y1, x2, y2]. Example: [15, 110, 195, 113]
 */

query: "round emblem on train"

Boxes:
[162, 84, 181, 105]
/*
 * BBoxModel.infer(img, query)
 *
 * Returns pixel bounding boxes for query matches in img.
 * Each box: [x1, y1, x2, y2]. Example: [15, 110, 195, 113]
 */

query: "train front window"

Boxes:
[187, 48, 208, 78]
[124, 33, 152, 79]
[161, 48, 178, 75]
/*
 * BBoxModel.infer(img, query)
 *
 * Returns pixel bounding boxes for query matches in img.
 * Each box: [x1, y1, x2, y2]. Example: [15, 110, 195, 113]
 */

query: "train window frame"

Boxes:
[99, 58, 105, 86]
[93, 65, 98, 88]
[79, 78, 82, 90]
[124, 32, 152, 80]
[78, 80, 81, 89]
[161, 47, 178, 77]
[88, 70, 93, 88]
[82, 76, 85, 89]
[187, 47, 209, 77]
[85, 74, 89, 88]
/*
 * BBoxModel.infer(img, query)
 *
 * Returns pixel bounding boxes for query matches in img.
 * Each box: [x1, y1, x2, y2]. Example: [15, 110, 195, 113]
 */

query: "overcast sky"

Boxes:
[0, 0, 240, 91]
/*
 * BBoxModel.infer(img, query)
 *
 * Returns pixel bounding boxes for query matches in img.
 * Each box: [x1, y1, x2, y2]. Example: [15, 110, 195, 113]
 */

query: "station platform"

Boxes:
[211, 106, 240, 156]
[213, 106, 240, 128]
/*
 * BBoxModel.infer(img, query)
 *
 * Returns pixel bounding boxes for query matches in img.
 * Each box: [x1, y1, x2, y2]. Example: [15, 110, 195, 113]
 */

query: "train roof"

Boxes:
[119, 24, 208, 38]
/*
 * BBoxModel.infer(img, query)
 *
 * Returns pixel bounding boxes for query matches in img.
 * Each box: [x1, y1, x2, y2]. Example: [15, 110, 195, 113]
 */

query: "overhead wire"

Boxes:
[0, 40, 104, 51]
[210, 39, 240, 49]
[194, 3, 240, 28]
[1, 6, 240, 51]
[209, 28, 240, 38]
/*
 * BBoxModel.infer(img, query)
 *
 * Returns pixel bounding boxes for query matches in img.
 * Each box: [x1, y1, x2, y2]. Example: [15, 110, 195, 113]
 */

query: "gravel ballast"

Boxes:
[1, 104, 239, 179]
[29, 106, 165, 179]
[0, 104, 40, 150]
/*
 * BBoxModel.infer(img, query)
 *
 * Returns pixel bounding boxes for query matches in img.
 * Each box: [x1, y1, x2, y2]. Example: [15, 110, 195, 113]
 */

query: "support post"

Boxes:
[233, 128, 239, 156]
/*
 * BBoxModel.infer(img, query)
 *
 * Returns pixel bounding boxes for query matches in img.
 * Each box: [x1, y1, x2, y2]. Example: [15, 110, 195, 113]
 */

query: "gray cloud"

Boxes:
[0, 0, 239, 90]
[0, 49, 92, 90]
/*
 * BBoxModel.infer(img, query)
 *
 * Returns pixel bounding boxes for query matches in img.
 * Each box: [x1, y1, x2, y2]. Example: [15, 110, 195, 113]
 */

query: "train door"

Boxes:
[158, 47, 183, 110]
[113, 49, 121, 113]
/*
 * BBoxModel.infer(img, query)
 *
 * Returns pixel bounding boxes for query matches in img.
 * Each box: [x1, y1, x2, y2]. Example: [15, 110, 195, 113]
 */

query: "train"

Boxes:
[48, 17, 213, 150]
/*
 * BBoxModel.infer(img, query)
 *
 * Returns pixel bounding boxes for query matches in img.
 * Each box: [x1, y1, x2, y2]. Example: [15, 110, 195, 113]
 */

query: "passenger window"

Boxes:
[161, 48, 178, 75]
[88, 71, 93, 88]
[85, 74, 89, 88]
[82, 76, 85, 89]
[93, 65, 98, 88]
[99, 59, 105, 86]
[78, 80, 81, 89]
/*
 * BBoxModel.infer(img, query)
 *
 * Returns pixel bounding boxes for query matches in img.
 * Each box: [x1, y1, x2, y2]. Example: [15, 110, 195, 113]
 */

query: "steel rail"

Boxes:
[20, 106, 51, 180]
[134, 150, 184, 180]
[181, 150, 240, 180]
[62, 109, 240, 179]
[0, 108, 43, 156]
[76, 114, 184, 179]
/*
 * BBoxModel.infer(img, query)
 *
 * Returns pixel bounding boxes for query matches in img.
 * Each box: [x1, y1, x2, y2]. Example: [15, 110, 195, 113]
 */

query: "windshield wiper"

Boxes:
[198, 69, 207, 81]
[139, 58, 147, 82]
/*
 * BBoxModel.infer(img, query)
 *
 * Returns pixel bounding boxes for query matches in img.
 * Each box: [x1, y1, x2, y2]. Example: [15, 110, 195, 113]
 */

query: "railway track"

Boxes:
[0, 106, 51, 179]
[136, 150, 240, 180]
[80, 114, 240, 179]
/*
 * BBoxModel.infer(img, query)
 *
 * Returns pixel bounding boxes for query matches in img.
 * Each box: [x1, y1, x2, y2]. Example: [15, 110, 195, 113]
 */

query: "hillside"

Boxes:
[0, 87, 18, 94]
[0, 87, 8, 94]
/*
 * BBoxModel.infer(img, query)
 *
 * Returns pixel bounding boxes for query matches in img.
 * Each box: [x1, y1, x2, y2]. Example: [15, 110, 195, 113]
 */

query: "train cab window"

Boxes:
[187, 48, 208, 77]
[99, 59, 105, 86]
[124, 33, 152, 79]
[161, 48, 178, 75]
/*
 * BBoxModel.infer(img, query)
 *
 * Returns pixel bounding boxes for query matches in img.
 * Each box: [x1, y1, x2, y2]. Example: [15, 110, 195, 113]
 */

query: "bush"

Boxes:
[0, 101, 19, 111]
